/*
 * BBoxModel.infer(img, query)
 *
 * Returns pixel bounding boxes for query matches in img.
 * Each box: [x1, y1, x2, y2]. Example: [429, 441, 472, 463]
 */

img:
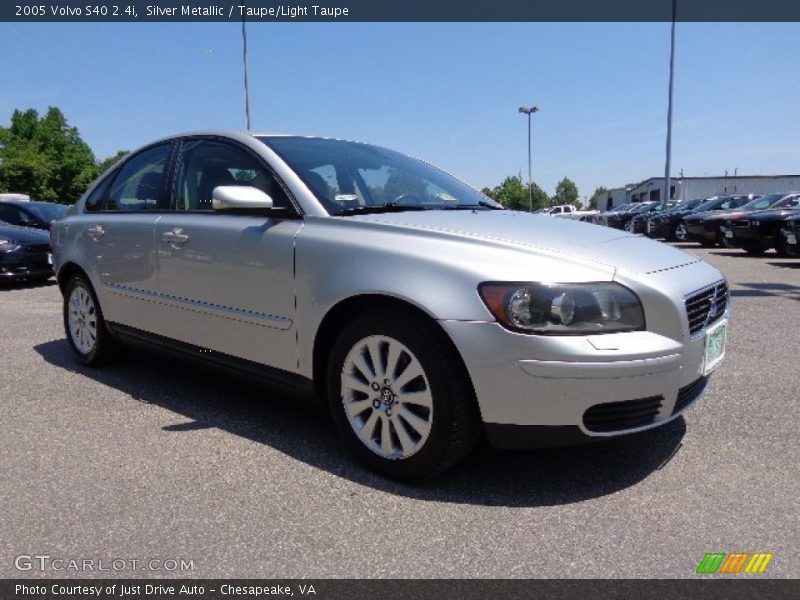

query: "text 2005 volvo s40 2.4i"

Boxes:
[52, 131, 729, 480]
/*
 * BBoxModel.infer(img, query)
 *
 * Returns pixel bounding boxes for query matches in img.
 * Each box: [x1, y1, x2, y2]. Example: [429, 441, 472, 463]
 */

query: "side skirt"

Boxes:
[107, 321, 315, 397]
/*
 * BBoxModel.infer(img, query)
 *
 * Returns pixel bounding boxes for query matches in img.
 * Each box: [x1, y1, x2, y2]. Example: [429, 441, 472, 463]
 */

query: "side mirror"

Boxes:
[212, 185, 274, 211]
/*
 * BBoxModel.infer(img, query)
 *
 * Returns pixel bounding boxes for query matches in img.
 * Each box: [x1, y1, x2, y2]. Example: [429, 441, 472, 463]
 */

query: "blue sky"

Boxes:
[3, 21, 800, 202]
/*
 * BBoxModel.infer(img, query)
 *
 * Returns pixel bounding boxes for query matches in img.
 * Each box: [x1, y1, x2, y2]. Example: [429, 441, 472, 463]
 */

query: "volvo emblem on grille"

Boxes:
[706, 287, 720, 325]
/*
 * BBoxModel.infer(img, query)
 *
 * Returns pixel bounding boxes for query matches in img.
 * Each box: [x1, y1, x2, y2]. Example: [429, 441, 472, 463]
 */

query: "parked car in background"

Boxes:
[596, 201, 659, 230]
[628, 201, 678, 234]
[0, 193, 31, 202]
[51, 130, 729, 480]
[720, 193, 800, 255]
[779, 214, 800, 257]
[0, 200, 68, 230]
[646, 198, 707, 240]
[540, 204, 598, 221]
[682, 195, 766, 246]
[0, 221, 53, 283]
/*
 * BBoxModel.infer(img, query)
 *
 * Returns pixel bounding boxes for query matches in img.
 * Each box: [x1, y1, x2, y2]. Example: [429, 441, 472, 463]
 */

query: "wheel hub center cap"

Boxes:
[380, 386, 395, 406]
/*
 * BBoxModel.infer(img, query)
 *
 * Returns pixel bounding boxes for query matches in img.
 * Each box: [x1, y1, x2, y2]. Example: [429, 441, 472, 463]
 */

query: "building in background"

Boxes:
[598, 175, 800, 211]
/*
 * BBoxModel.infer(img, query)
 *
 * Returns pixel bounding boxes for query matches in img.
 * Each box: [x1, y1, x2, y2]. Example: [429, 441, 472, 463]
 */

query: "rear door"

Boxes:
[80, 143, 173, 331]
[153, 137, 302, 372]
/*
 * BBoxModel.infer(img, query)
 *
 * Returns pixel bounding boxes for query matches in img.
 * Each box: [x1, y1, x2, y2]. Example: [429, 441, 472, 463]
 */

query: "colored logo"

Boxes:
[696, 552, 773, 574]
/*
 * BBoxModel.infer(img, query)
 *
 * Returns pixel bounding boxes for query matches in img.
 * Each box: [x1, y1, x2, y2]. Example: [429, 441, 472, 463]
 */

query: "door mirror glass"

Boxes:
[212, 185, 274, 211]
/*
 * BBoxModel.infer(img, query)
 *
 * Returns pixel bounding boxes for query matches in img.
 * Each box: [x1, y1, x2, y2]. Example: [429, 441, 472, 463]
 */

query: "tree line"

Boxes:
[0, 107, 127, 203]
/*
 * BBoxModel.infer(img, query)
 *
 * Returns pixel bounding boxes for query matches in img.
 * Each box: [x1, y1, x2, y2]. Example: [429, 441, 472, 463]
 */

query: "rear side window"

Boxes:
[105, 144, 171, 211]
[84, 178, 111, 212]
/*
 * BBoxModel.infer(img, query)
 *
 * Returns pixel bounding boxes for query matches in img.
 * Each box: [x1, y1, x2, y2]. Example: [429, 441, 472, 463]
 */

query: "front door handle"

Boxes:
[86, 225, 105, 239]
[162, 229, 189, 245]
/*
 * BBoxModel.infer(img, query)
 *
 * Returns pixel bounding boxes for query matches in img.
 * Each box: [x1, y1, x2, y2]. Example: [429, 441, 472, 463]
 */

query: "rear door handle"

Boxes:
[162, 229, 189, 245]
[86, 225, 105, 239]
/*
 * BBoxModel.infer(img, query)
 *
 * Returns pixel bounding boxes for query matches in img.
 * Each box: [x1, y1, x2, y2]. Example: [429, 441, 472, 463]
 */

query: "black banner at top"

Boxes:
[4, 0, 800, 22]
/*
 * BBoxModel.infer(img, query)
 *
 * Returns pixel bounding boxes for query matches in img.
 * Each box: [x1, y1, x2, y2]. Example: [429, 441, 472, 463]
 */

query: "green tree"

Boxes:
[527, 182, 549, 210]
[0, 107, 98, 203]
[553, 177, 579, 207]
[489, 176, 549, 211]
[588, 185, 608, 210]
[97, 150, 129, 174]
[491, 175, 527, 210]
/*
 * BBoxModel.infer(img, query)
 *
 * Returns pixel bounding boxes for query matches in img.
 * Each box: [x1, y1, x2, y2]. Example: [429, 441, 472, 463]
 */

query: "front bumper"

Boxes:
[684, 221, 717, 242]
[0, 250, 53, 281]
[781, 227, 800, 255]
[441, 307, 726, 448]
[723, 223, 772, 249]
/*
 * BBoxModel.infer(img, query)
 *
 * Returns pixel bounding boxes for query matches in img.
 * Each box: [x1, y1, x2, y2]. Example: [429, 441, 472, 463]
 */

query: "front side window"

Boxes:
[173, 139, 292, 211]
[260, 136, 501, 215]
[106, 144, 171, 211]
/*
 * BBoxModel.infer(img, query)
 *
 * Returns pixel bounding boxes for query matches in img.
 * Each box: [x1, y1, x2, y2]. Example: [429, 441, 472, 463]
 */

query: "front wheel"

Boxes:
[327, 310, 480, 481]
[63, 275, 121, 365]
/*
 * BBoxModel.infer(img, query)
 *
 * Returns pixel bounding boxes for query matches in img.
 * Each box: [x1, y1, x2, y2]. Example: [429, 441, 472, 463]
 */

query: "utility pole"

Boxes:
[241, 15, 252, 130]
[518, 105, 539, 212]
[663, 0, 677, 209]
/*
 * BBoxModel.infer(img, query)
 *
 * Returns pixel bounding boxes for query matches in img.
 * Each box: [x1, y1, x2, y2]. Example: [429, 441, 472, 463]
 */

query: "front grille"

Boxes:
[732, 220, 751, 228]
[672, 377, 708, 415]
[583, 395, 663, 433]
[685, 280, 728, 336]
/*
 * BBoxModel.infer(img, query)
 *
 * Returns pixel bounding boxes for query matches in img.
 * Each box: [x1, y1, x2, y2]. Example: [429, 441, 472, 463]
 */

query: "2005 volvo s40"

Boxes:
[52, 131, 729, 480]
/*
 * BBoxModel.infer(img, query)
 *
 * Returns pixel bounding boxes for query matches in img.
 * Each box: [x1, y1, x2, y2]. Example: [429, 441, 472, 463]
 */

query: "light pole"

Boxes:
[519, 105, 539, 212]
[663, 0, 677, 209]
[241, 14, 252, 130]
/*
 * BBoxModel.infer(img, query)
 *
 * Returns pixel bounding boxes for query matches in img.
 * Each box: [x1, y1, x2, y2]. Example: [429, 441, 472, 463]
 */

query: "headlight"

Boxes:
[0, 238, 21, 253]
[479, 282, 645, 335]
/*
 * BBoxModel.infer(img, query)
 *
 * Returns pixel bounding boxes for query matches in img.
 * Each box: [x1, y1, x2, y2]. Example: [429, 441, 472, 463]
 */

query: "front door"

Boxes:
[153, 138, 302, 373]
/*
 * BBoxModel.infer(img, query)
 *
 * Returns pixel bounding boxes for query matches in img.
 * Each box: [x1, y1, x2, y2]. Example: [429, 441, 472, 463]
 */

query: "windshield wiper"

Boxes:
[439, 200, 504, 210]
[335, 202, 430, 216]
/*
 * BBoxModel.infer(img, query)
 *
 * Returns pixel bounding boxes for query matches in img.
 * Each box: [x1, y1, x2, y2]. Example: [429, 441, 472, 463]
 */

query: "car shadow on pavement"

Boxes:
[730, 282, 800, 302]
[34, 339, 686, 508]
[767, 261, 800, 269]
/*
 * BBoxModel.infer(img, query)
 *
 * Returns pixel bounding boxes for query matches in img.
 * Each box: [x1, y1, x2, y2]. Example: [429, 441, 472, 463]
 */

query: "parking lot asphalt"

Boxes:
[1, 244, 798, 579]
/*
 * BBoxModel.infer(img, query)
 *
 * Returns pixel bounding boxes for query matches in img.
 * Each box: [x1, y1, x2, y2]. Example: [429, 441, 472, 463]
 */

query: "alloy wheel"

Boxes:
[340, 335, 433, 460]
[68, 284, 97, 354]
[675, 223, 688, 241]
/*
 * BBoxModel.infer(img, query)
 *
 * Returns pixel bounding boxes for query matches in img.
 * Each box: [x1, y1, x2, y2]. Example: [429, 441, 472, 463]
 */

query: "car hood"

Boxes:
[347, 210, 699, 274]
[743, 208, 800, 221]
[0, 223, 50, 245]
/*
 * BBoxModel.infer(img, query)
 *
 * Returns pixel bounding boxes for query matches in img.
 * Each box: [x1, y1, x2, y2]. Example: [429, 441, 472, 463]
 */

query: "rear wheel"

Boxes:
[673, 222, 688, 242]
[327, 309, 480, 481]
[63, 275, 121, 365]
[776, 234, 790, 257]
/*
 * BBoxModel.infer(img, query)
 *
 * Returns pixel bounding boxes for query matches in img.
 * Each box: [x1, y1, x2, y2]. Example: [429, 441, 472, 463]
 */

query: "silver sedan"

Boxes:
[51, 131, 729, 480]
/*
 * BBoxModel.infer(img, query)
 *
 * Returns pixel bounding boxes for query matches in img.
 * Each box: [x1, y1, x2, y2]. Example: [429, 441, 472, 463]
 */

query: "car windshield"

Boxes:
[26, 202, 68, 222]
[260, 137, 502, 215]
[773, 195, 800, 209]
[679, 199, 706, 210]
[740, 195, 782, 211]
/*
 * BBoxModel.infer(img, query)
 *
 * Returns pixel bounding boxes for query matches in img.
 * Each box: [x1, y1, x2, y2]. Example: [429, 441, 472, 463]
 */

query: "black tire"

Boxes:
[776, 234, 790, 258]
[326, 308, 481, 481]
[63, 275, 122, 366]
[666, 223, 678, 242]
[744, 246, 767, 256]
